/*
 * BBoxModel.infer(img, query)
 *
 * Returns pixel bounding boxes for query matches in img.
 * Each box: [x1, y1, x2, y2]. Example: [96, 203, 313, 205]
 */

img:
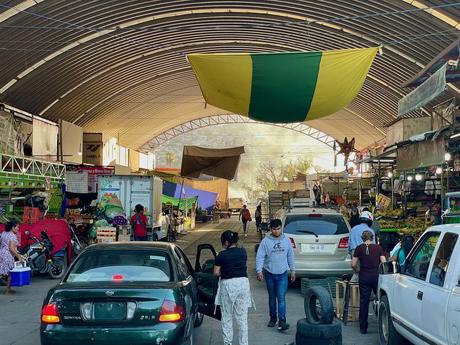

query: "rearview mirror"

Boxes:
[379, 261, 400, 275]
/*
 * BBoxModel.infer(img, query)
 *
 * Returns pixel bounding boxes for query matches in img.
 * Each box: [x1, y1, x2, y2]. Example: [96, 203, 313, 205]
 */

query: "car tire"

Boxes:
[304, 286, 334, 325]
[194, 312, 204, 328]
[296, 332, 342, 345]
[296, 318, 342, 339]
[378, 295, 409, 345]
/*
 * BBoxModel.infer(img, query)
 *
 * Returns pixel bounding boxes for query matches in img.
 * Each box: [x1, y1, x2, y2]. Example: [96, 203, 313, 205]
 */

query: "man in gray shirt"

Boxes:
[256, 218, 296, 331]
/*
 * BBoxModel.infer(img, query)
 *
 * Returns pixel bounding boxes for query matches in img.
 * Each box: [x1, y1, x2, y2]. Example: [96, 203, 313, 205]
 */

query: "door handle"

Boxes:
[417, 291, 423, 300]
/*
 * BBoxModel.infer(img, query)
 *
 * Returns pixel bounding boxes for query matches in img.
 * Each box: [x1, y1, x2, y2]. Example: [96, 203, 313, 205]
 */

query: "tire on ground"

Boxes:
[378, 295, 409, 345]
[304, 286, 335, 324]
[296, 318, 342, 339]
[296, 332, 342, 345]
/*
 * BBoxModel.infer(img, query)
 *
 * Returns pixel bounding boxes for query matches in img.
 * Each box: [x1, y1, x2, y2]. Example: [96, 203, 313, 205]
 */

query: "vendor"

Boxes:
[131, 204, 148, 241]
[0, 221, 25, 294]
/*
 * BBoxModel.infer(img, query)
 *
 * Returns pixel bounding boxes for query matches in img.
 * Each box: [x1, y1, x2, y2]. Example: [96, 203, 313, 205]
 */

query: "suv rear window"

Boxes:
[284, 214, 349, 235]
[65, 250, 172, 283]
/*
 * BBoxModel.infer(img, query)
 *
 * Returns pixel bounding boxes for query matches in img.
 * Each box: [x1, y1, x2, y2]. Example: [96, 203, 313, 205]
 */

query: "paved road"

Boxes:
[0, 219, 379, 345]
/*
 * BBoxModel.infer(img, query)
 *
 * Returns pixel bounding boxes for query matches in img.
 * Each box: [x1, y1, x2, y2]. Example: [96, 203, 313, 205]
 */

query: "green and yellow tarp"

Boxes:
[162, 195, 198, 211]
[188, 47, 378, 123]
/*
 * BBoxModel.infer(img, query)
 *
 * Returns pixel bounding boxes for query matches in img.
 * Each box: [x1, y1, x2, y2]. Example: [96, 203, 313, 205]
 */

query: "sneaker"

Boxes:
[277, 320, 290, 331]
[267, 317, 277, 327]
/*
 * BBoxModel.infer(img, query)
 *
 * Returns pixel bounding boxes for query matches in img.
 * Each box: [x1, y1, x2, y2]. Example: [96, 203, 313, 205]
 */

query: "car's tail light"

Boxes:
[289, 237, 296, 249]
[41, 303, 61, 324]
[338, 237, 349, 249]
[159, 300, 185, 322]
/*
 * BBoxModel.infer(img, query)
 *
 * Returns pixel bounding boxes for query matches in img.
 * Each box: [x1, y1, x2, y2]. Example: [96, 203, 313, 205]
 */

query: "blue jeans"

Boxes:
[263, 270, 288, 321]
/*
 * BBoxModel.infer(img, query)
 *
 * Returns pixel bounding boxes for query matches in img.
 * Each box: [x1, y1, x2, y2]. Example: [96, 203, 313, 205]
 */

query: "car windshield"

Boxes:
[65, 250, 172, 283]
[284, 214, 349, 235]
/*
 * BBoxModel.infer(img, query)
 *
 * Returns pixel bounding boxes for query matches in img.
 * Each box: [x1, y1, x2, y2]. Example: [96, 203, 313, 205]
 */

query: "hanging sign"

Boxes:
[376, 193, 391, 209]
[398, 64, 447, 116]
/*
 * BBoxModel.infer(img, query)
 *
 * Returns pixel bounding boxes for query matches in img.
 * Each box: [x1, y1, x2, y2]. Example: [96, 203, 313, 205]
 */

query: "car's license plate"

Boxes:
[309, 244, 325, 252]
[93, 302, 126, 320]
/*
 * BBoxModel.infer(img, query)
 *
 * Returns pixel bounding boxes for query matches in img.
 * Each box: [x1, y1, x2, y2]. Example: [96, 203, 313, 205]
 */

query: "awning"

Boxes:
[162, 195, 198, 211]
[188, 47, 378, 123]
[180, 146, 245, 180]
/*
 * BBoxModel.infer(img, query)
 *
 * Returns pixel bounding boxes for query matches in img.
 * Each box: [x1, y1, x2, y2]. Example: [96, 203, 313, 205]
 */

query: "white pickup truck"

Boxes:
[377, 224, 460, 345]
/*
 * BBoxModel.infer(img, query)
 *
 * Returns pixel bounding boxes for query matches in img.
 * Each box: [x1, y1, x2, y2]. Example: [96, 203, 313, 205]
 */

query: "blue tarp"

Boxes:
[162, 181, 217, 212]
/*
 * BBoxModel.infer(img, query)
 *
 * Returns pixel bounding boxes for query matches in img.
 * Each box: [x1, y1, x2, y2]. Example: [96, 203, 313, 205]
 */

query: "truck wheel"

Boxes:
[378, 295, 409, 345]
[304, 286, 334, 325]
[296, 318, 342, 339]
[296, 333, 342, 345]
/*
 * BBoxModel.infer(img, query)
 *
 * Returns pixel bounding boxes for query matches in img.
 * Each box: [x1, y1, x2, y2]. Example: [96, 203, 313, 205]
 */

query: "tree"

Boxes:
[254, 158, 314, 193]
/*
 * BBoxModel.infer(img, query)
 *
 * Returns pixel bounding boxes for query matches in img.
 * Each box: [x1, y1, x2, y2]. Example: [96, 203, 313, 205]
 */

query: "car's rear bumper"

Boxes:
[294, 258, 353, 278]
[40, 323, 188, 345]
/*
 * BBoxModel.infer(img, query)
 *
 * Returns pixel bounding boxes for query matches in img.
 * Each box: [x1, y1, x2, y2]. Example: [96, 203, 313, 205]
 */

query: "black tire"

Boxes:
[49, 257, 67, 279]
[304, 286, 334, 325]
[296, 332, 342, 345]
[378, 295, 409, 345]
[194, 312, 204, 328]
[296, 318, 342, 339]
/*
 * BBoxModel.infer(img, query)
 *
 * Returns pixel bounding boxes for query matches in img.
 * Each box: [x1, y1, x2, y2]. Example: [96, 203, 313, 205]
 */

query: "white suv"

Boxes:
[378, 224, 460, 345]
[274, 206, 353, 278]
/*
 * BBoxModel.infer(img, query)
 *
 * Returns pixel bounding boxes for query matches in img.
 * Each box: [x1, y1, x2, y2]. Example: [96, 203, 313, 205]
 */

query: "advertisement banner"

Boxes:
[398, 64, 447, 116]
[83, 133, 103, 165]
[66, 166, 114, 193]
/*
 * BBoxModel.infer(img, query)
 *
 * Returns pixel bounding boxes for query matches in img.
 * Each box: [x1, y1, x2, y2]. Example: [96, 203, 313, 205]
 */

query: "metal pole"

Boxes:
[441, 167, 445, 210]
[391, 174, 395, 208]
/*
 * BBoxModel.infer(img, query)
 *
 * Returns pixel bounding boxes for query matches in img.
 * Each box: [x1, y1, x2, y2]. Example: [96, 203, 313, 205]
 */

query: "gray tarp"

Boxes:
[180, 146, 245, 180]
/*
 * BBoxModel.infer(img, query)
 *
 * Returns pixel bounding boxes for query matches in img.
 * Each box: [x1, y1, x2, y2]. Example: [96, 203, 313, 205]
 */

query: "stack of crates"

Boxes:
[96, 227, 117, 243]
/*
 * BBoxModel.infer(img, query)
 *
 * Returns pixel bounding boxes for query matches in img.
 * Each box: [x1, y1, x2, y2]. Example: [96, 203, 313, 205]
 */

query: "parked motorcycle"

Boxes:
[21, 230, 67, 279]
[69, 224, 87, 257]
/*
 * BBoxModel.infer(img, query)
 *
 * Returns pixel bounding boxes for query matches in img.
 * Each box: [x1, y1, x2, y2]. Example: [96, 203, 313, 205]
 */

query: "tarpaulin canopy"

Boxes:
[188, 47, 378, 123]
[180, 146, 245, 180]
[163, 180, 218, 212]
[162, 195, 198, 211]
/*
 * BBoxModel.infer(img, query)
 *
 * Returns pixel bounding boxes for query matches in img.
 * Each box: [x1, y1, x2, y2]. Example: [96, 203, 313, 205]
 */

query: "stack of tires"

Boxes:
[296, 286, 342, 345]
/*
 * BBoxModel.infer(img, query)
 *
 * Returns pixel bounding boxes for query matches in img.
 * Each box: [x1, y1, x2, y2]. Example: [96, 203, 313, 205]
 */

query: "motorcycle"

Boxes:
[69, 224, 87, 257]
[21, 230, 67, 279]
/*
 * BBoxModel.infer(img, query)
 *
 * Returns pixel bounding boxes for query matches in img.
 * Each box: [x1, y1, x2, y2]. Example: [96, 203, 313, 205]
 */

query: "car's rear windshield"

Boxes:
[284, 214, 349, 235]
[65, 250, 172, 283]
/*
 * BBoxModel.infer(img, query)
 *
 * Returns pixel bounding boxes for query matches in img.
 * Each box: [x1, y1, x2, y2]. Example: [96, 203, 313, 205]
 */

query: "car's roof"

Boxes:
[84, 242, 175, 252]
[428, 224, 460, 233]
[284, 207, 342, 215]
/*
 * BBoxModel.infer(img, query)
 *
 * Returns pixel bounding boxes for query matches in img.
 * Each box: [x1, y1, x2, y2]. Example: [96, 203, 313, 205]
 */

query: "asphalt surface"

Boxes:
[0, 219, 379, 345]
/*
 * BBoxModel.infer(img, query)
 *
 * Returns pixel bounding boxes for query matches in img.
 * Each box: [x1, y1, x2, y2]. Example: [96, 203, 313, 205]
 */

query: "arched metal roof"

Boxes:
[0, 0, 458, 150]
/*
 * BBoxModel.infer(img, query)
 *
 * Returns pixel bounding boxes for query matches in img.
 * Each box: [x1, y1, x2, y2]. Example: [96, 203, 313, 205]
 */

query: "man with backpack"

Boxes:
[239, 204, 251, 238]
[131, 204, 148, 241]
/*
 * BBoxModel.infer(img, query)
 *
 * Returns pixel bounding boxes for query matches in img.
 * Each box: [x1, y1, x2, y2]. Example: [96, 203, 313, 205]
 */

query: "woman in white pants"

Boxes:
[214, 230, 254, 345]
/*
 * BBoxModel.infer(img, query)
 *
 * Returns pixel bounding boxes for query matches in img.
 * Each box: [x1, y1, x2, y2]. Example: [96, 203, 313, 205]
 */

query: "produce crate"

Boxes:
[96, 227, 117, 243]
[335, 280, 360, 322]
[301, 277, 342, 299]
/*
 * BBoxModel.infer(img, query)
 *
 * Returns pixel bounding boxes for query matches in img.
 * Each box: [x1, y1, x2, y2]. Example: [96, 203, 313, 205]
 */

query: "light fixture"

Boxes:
[77, 143, 82, 156]
[387, 172, 393, 178]
[407, 175, 413, 181]
[450, 133, 460, 139]
[436, 167, 443, 175]
[445, 152, 452, 161]
[415, 174, 423, 181]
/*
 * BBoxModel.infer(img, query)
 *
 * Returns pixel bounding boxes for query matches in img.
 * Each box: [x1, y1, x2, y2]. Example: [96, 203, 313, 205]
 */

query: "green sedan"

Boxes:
[40, 242, 221, 345]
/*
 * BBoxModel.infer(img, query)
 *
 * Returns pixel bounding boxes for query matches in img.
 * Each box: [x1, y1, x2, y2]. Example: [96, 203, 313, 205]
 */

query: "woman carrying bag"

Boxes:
[214, 230, 254, 345]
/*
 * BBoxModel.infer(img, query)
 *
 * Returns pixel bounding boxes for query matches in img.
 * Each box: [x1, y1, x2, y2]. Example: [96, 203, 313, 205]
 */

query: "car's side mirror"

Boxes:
[379, 261, 400, 275]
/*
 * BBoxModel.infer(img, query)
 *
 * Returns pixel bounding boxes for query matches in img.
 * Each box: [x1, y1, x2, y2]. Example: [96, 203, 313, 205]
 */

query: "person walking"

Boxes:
[214, 230, 253, 345]
[255, 204, 262, 233]
[256, 218, 296, 331]
[349, 206, 360, 228]
[130, 204, 148, 241]
[348, 211, 375, 254]
[390, 234, 415, 265]
[352, 230, 386, 334]
[239, 205, 251, 238]
[0, 221, 25, 294]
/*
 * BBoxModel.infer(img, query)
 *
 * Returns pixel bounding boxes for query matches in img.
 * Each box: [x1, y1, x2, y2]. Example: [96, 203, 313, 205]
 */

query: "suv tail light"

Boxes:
[41, 303, 61, 324]
[338, 237, 349, 249]
[289, 237, 296, 249]
[159, 300, 185, 322]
